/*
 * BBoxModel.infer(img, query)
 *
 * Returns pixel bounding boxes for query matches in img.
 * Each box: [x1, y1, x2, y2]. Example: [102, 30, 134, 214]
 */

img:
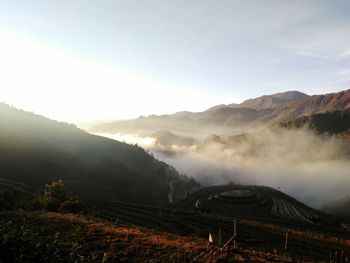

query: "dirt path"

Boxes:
[168, 180, 182, 203]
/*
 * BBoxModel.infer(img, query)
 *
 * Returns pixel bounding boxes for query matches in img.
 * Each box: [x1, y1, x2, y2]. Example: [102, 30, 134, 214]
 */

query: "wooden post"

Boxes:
[274, 249, 278, 260]
[284, 230, 289, 262]
[233, 219, 237, 249]
[208, 233, 213, 251]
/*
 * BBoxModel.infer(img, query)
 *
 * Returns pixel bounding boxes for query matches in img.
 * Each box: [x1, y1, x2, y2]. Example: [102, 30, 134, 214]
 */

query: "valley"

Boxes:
[83, 90, 350, 213]
[1, 89, 350, 262]
[2, 2, 350, 261]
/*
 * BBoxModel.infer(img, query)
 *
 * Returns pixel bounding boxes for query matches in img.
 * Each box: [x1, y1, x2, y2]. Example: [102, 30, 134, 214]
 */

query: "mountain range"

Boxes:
[87, 89, 350, 136]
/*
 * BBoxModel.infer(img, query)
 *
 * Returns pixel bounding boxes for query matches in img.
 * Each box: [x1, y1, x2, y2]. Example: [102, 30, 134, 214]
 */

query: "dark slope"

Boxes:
[276, 111, 350, 134]
[0, 103, 199, 206]
[323, 197, 350, 219]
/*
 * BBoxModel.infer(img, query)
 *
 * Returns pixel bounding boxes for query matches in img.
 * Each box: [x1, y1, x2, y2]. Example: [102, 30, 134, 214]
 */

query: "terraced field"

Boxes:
[84, 195, 350, 262]
[271, 197, 319, 224]
[174, 185, 345, 227]
[0, 179, 39, 195]
[1, 179, 350, 261]
[0, 179, 40, 210]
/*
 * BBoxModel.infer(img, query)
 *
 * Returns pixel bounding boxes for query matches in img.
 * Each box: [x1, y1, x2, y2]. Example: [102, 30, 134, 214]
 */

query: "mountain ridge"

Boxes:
[206, 90, 309, 112]
[87, 89, 350, 136]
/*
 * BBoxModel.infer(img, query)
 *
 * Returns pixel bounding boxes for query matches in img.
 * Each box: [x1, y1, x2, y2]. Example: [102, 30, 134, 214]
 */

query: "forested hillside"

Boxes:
[0, 103, 199, 206]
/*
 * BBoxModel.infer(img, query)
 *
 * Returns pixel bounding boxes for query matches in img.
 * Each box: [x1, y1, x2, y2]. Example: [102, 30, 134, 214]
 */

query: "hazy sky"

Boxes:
[0, 0, 350, 122]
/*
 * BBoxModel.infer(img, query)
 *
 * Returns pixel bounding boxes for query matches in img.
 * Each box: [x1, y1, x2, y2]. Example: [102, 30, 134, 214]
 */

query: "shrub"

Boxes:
[35, 180, 83, 213]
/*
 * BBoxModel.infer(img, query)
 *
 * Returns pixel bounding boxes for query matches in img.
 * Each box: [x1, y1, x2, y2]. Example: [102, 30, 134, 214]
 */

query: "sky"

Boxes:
[0, 0, 350, 122]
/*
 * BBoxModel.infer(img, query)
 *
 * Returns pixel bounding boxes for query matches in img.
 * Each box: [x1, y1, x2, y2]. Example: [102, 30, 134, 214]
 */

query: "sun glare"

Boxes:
[0, 29, 236, 123]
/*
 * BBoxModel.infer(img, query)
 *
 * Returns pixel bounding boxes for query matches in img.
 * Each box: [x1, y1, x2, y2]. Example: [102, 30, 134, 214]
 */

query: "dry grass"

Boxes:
[2, 211, 350, 262]
[36, 212, 207, 262]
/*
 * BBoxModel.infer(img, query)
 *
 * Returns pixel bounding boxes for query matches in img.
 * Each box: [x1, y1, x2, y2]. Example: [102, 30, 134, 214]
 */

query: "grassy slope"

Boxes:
[0, 211, 207, 263]
[1, 211, 350, 262]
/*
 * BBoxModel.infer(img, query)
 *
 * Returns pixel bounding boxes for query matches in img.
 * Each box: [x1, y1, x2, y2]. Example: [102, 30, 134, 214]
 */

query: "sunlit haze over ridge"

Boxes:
[1, 0, 349, 122]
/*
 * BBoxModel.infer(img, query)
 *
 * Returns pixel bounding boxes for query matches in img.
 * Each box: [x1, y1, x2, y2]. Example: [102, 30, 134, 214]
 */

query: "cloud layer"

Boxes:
[149, 128, 350, 208]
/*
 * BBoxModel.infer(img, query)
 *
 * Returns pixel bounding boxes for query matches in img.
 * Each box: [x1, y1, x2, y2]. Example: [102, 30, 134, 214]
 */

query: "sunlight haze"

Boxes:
[1, 2, 350, 260]
[0, 28, 234, 122]
[1, 0, 349, 122]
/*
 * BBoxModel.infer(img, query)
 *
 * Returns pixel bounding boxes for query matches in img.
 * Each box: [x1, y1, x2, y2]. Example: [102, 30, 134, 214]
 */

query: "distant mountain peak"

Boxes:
[239, 90, 309, 110]
[269, 90, 308, 100]
[205, 91, 309, 112]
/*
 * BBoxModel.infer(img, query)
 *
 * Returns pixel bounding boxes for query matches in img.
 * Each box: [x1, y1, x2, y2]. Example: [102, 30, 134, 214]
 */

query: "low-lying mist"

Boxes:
[98, 128, 350, 209]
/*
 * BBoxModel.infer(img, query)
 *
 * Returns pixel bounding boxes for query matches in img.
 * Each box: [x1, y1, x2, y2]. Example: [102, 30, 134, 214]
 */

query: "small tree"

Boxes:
[36, 180, 82, 213]
[44, 180, 66, 210]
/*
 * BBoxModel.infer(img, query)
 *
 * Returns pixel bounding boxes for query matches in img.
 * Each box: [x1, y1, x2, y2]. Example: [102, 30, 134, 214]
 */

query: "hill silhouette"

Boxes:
[0, 103, 199, 206]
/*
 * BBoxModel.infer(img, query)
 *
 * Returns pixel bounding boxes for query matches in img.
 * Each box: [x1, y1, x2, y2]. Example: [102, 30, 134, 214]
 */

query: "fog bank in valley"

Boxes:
[152, 128, 350, 209]
[99, 129, 350, 209]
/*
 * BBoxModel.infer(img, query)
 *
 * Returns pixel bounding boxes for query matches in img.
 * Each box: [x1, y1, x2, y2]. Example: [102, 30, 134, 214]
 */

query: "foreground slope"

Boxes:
[1, 171, 350, 262]
[2, 210, 350, 263]
[0, 211, 207, 263]
[1, 181, 350, 263]
[0, 103, 199, 206]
